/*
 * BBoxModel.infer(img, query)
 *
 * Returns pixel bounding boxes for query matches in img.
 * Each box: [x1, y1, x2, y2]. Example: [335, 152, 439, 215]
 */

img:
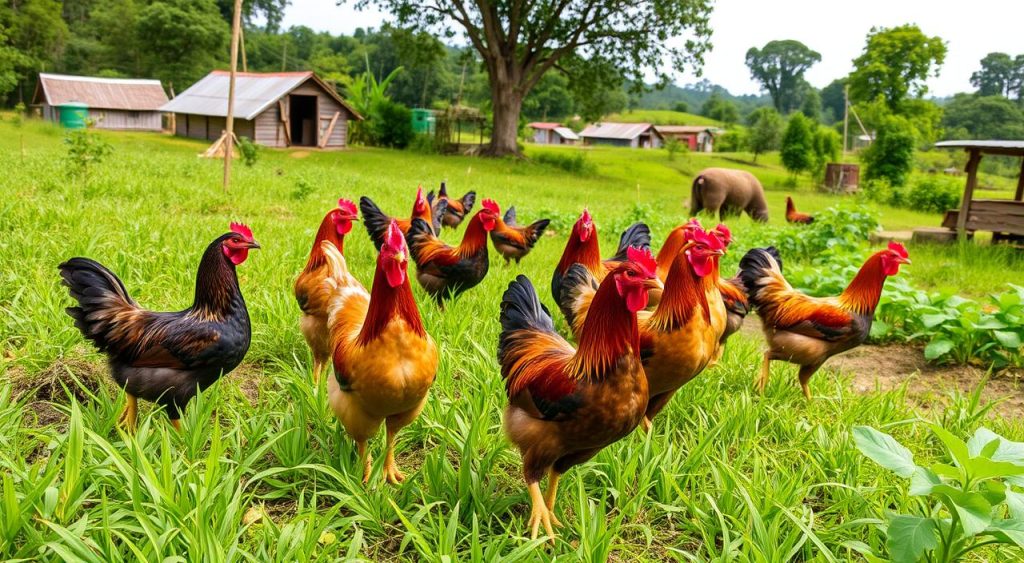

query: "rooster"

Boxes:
[58, 223, 259, 431]
[497, 247, 659, 541]
[550, 209, 652, 322]
[324, 221, 437, 484]
[360, 186, 445, 250]
[405, 198, 500, 303]
[785, 197, 814, 225]
[559, 227, 727, 429]
[490, 206, 551, 265]
[294, 199, 359, 384]
[738, 242, 910, 399]
[427, 182, 476, 229]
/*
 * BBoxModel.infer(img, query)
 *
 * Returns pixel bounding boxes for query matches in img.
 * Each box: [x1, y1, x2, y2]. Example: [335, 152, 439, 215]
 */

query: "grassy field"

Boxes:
[2, 117, 1023, 560]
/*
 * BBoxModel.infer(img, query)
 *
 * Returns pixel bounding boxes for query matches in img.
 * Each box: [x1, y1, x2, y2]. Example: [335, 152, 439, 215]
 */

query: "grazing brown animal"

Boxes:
[690, 168, 769, 222]
[785, 197, 814, 224]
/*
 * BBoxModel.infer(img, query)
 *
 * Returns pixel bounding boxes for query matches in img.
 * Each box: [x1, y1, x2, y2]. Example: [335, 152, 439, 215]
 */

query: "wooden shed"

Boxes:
[654, 125, 718, 152]
[32, 73, 168, 131]
[527, 122, 579, 145]
[579, 122, 663, 149]
[161, 71, 362, 148]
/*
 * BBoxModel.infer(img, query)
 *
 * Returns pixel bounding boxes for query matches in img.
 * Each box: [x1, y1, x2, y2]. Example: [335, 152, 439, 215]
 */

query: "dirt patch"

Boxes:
[9, 357, 112, 427]
[739, 318, 1023, 416]
[290, 151, 311, 159]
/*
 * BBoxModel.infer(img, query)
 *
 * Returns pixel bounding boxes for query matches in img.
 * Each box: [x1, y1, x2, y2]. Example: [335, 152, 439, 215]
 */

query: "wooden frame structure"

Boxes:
[934, 140, 1024, 242]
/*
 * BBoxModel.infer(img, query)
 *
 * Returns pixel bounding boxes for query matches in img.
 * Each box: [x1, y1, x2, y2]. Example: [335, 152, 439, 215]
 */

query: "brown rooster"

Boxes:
[324, 221, 437, 484]
[785, 197, 814, 224]
[405, 198, 499, 303]
[550, 209, 651, 323]
[490, 206, 551, 265]
[738, 242, 910, 399]
[58, 223, 259, 431]
[497, 247, 659, 541]
[360, 186, 445, 249]
[294, 199, 359, 384]
[428, 182, 476, 229]
[558, 227, 728, 430]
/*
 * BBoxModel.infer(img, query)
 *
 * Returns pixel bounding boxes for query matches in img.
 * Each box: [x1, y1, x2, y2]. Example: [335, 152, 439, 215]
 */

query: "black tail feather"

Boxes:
[460, 191, 477, 214]
[431, 199, 447, 234]
[556, 263, 598, 329]
[737, 246, 782, 306]
[405, 217, 434, 266]
[609, 222, 651, 262]
[359, 196, 392, 251]
[57, 257, 135, 352]
[498, 275, 555, 363]
[526, 219, 551, 243]
[503, 205, 517, 226]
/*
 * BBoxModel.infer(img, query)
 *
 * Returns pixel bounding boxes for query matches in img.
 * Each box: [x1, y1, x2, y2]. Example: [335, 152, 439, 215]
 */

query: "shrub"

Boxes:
[812, 127, 841, 174]
[63, 129, 113, 180]
[906, 175, 962, 214]
[290, 178, 314, 201]
[745, 204, 880, 264]
[715, 128, 747, 152]
[237, 136, 259, 167]
[532, 151, 597, 175]
[780, 113, 815, 175]
[863, 117, 916, 186]
[664, 137, 685, 161]
[370, 100, 414, 149]
[746, 107, 782, 162]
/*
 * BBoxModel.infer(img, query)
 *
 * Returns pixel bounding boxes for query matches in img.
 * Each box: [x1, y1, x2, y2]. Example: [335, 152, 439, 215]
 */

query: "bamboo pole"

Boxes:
[223, 0, 242, 191]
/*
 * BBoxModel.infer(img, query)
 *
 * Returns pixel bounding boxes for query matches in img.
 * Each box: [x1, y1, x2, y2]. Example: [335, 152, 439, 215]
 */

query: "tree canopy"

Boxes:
[347, 0, 713, 155]
[970, 52, 1024, 100]
[848, 24, 946, 109]
[744, 40, 820, 114]
[942, 94, 1024, 140]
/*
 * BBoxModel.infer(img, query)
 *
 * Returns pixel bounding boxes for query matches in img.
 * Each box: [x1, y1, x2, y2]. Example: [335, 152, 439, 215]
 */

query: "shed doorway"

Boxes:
[289, 94, 318, 146]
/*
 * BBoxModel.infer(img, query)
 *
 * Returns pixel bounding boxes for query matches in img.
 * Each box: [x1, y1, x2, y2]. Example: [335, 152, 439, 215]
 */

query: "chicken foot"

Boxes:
[756, 351, 772, 394]
[117, 394, 138, 433]
[383, 427, 405, 484]
[527, 481, 557, 542]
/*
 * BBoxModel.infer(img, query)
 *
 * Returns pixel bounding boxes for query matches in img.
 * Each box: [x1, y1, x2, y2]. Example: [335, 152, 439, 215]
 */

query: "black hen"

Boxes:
[58, 223, 259, 431]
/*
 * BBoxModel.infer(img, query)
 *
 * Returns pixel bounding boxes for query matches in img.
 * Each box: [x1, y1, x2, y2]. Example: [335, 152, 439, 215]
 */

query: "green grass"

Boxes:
[2, 116, 1023, 560]
[604, 109, 724, 127]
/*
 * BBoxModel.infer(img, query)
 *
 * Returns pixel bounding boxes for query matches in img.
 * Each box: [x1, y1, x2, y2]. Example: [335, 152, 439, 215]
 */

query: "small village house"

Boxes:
[32, 73, 169, 131]
[161, 71, 362, 148]
[654, 125, 719, 152]
[527, 122, 579, 145]
[579, 122, 663, 148]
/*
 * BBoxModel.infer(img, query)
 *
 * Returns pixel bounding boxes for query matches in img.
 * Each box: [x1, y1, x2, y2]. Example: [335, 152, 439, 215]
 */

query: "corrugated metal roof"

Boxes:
[554, 127, 579, 140]
[35, 73, 168, 111]
[579, 122, 656, 140]
[935, 140, 1024, 152]
[528, 122, 561, 130]
[655, 125, 714, 134]
[160, 71, 362, 121]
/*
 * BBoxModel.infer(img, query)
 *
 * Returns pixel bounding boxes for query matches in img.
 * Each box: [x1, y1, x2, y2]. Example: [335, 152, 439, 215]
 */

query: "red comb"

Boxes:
[712, 223, 732, 245]
[338, 198, 357, 216]
[888, 241, 908, 258]
[627, 246, 657, 277]
[385, 220, 405, 251]
[690, 227, 725, 250]
[482, 199, 499, 214]
[230, 222, 253, 240]
[581, 209, 592, 222]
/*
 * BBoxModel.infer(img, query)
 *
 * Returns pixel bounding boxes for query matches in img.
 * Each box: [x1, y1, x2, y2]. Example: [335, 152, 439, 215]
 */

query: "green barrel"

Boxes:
[57, 102, 89, 129]
[411, 108, 435, 134]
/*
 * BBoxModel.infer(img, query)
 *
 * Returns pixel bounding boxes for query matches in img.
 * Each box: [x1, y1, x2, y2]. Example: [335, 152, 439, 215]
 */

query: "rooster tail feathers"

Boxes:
[426, 189, 435, 204]
[358, 196, 391, 251]
[499, 276, 556, 362]
[610, 222, 652, 262]
[737, 246, 783, 308]
[431, 198, 447, 234]
[319, 240, 347, 280]
[405, 217, 434, 265]
[461, 191, 477, 214]
[557, 263, 599, 330]
[58, 258, 138, 351]
[503, 205, 517, 225]
[527, 218, 551, 242]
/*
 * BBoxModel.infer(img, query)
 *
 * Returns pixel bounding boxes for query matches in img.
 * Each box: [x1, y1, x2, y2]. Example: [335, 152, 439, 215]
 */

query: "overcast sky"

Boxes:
[280, 0, 1023, 97]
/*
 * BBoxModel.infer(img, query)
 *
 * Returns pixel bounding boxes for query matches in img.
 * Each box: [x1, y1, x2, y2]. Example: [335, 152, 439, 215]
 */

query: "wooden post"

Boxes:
[1015, 156, 1024, 202]
[222, 0, 242, 191]
[957, 149, 982, 239]
[240, 24, 248, 72]
[319, 111, 340, 148]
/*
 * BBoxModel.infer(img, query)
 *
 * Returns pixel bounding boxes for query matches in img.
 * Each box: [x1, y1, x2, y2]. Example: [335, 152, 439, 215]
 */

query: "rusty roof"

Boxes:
[35, 73, 168, 111]
[161, 71, 362, 121]
[579, 122, 659, 140]
[528, 122, 561, 130]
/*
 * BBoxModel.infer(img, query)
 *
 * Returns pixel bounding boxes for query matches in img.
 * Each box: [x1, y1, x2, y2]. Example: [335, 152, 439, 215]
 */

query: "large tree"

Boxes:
[349, 0, 713, 155]
[744, 40, 820, 114]
[970, 52, 1024, 101]
[848, 24, 946, 109]
[942, 94, 1024, 140]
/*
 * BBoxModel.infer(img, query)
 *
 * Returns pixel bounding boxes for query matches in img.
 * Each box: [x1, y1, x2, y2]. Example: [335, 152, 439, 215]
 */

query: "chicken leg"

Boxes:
[117, 394, 138, 433]
[170, 418, 182, 432]
[357, 440, 372, 484]
[756, 351, 772, 394]
[383, 427, 405, 484]
[798, 364, 821, 401]
[311, 358, 324, 385]
[544, 469, 564, 528]
[527, 481, 556, 542]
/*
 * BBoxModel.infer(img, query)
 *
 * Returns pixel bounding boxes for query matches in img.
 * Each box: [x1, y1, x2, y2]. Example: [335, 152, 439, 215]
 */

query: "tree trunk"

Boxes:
[486, 79, 524, 157]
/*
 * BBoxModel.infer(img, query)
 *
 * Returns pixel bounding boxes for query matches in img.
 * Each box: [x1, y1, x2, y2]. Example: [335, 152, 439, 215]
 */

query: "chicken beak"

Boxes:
[711, 249, 725, 257]
[246, 240, 261, 250]
[900, 257, 911, 265]
[643, 277, 663, 291]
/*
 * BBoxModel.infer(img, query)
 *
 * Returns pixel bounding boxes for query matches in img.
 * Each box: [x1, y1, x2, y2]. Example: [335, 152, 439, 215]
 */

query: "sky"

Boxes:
[280, 0, 1024, 97]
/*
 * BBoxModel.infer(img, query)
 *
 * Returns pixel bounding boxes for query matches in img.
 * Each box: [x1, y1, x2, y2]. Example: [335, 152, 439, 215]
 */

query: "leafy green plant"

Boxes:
[664, 137, 685, 161]
[532, 150, 597, 175]
[238, 136, 260, 167]
[290, 177, 314, 201]
[63, 129, 113, 181]
[854, 425, 1024, 562]
[745, 205, 880, 264]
